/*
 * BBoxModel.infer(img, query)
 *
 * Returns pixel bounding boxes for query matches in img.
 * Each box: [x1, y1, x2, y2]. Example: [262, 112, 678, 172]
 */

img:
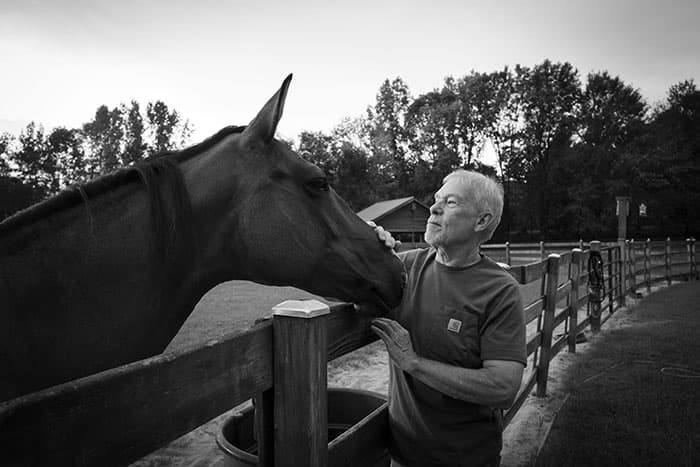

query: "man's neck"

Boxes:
[433, 243, 481, 268]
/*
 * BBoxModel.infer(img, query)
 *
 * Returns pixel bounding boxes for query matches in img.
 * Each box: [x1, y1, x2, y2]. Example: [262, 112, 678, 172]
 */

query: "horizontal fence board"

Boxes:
[575, 294, 588, 310]
[520, 261, 546, 284]
[0, 322, 274, 467]
[556, 281, 572, 304]
[504, 371, 538, 427]
[526, 332, 541, 357]
[550, 335, 568, 361]
[326, 303, 379, 362]
[553, 308, 570, 329]
[328, 403, 389, 467]
[524, 298, 545, 324]
[576, 316, 592, 334]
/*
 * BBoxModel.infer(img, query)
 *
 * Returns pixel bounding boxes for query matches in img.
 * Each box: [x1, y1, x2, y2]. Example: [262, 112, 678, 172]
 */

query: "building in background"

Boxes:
[357, 196, 430, 247]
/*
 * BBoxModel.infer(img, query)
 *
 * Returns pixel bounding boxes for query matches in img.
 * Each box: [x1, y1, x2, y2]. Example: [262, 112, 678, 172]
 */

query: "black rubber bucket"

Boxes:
[216, 388, 388, 467]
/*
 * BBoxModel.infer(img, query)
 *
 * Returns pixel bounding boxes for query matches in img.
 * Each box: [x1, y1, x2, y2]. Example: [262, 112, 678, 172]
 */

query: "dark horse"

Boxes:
[0, 75, 404, 401]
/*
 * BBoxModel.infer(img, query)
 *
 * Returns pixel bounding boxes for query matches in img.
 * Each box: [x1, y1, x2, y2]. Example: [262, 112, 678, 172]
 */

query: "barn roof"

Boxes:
[356, 196, 429, 222]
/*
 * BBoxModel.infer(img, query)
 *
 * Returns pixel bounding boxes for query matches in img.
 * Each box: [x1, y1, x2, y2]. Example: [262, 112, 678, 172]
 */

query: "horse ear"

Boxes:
[244, 73, 293, 143]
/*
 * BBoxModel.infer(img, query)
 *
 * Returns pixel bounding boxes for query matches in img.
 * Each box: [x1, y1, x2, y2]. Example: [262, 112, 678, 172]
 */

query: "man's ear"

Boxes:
[474, 212, 494, 233]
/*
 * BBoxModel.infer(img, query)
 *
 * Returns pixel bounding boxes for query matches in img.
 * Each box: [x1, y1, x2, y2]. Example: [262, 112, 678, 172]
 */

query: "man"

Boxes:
[371, 170, 526, 466]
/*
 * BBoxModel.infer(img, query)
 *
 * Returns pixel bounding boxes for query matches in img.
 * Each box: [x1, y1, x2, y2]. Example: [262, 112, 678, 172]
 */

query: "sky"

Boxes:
[1, 0, 699, 147]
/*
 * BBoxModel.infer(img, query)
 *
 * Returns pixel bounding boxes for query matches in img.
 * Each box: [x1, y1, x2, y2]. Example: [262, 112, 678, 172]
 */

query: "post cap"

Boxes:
[272, 299, 330, 318]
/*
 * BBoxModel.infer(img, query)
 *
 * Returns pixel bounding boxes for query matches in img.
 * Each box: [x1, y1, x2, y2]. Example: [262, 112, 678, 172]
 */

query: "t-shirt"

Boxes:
[388, 248, 526, 467]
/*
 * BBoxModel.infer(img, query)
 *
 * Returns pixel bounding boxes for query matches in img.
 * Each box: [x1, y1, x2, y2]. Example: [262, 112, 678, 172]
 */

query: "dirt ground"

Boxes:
[132, 281, 671, 467]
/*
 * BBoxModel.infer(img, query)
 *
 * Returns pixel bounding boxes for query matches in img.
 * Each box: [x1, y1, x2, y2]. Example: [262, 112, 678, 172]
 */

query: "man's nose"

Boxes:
[430, 200, 443, 214]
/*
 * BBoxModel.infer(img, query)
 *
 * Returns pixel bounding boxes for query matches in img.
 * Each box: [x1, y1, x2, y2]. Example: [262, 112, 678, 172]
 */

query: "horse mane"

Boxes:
[0, 125, 246, 238]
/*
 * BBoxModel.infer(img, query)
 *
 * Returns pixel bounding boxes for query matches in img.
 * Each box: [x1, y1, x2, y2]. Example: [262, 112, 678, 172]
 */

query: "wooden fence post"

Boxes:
[537, 254, 560, 397]
[692, 238, 697, 280]
[590, 241, 602, 332]
[645, 238, 651, 292]
[579, 239, 584, 250]
[665, 237, 672, 286]
[606, 247, 614, 314]
[540, 241, 545, 259]
[687, 238, 693, 281]
[568, 249, 583, 353]
[629, 239, 637, 294]
[618, 243, 626, 307]
[272, 300, 329, 467]
[505, 241, 511, 266]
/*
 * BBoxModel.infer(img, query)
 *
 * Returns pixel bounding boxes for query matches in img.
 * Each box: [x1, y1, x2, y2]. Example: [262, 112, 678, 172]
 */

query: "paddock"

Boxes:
[0, 238, 696, 466]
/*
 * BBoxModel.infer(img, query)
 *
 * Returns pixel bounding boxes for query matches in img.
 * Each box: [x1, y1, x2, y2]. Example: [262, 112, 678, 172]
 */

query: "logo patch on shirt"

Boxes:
[447, 318, 462, 333]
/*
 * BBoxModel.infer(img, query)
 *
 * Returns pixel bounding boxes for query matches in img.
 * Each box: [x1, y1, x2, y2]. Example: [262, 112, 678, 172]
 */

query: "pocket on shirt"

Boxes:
[425, 306, 481, 368]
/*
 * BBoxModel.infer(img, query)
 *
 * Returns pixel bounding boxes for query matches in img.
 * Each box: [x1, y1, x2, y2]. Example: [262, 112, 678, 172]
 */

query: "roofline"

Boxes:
[371, 196, 431, 222]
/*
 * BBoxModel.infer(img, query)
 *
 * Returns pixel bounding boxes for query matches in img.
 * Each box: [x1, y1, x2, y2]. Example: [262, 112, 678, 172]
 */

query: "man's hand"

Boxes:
[367, 221, 401, 251]
[371, 317, 417, 371]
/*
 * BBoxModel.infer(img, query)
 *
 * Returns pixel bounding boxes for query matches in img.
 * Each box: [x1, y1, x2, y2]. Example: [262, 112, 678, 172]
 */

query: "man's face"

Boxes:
[424, 177, 480, 248]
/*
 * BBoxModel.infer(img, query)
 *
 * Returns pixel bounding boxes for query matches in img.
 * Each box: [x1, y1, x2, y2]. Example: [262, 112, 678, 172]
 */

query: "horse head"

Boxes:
[184, 75, 404, 311]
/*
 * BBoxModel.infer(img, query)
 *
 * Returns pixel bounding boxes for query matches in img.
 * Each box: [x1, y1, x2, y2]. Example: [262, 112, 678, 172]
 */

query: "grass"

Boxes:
[535, 281, 700, 467]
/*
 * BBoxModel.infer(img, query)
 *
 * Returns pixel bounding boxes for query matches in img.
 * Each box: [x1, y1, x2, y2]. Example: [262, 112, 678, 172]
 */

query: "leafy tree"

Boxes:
[0, 133, 13, 177]
[146, 101, 191, 155]
[367, 78, 412, 196]
[516, 60, 582, 237]
[83, 105, 124, 174]
[47, 127, 89, 186]
[122, 100, 145, 165]
[13, 122, 60, 196]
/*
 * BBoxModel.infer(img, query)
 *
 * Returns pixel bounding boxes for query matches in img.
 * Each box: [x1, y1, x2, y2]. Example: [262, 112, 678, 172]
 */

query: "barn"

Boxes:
[357, 196, 431, 246]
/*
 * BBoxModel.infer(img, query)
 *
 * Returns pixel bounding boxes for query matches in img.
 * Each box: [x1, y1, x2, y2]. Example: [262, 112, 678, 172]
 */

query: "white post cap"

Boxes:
[272, 299, 330, 318]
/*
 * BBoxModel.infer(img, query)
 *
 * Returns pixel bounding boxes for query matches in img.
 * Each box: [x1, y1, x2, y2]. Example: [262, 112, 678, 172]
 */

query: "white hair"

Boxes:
[443, 169, 504, 242]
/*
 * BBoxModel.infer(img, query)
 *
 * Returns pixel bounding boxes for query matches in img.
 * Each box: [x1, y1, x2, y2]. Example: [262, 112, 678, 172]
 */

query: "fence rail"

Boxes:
[1, 237, 697, 466]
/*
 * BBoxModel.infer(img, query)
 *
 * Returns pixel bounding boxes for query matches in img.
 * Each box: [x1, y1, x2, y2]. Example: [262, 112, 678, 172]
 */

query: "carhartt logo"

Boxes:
[447, 318, 462, 333]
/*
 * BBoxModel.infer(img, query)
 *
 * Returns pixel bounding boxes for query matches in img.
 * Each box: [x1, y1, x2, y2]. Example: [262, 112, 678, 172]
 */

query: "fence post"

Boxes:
[629, 239, 637, 294]
[645, 238, 651, 292]
[568, 249, 583, 353]
[665, 237, 672, 286]
[692, 238, 697, 280]
[505, 241, 511, 266]
[272, 300, 329, 467]
[618, 243, 626, 307]
[537, 254, 560, 397]
[590, 241, 602, 332]
[540, 241, 545, 259]
[579, 239, 584, 250]
[607, 247, 614, 314]
[687, 238, 693, 281]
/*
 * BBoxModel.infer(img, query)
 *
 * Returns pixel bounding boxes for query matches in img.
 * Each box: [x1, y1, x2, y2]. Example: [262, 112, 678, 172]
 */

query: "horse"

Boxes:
[0, 75, 405, 402]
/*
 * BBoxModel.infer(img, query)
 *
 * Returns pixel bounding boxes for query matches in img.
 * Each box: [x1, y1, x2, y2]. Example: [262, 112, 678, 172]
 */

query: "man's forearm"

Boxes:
[404, 356, 519, 409]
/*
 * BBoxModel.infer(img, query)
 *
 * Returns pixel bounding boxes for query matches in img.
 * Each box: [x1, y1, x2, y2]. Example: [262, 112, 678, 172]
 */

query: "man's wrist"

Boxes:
[403, 354, 421, 374]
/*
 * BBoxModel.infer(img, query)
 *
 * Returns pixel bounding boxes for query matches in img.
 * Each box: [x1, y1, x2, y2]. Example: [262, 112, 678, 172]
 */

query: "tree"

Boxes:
[47, 127, 88, 187]
[146, 101, 191, 155]
[83, 105, 124, 174]
[122, 100, 145, 165]
[12, 122, 60, 197]
[366, 78, 412, 196]
[516, 60, 582, 238]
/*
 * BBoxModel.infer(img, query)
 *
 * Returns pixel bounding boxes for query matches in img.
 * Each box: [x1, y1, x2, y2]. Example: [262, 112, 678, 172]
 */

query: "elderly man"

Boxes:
[371, 170, 526, 467]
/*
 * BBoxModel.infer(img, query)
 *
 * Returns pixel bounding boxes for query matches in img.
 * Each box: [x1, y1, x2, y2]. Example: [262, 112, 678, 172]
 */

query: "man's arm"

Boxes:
[372, 318, 524, 409]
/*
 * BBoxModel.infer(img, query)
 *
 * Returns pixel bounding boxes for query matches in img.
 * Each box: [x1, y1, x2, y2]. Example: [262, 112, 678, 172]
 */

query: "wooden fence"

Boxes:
[0, 238, 697, 466]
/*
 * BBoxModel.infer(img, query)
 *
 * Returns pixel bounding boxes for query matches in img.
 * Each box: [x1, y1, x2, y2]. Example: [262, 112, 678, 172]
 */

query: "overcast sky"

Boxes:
[1, 0, 699, 144]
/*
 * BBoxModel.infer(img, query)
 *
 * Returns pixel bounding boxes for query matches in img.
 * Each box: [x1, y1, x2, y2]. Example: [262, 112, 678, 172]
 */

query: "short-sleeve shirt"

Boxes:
[388, 248, 526, 467]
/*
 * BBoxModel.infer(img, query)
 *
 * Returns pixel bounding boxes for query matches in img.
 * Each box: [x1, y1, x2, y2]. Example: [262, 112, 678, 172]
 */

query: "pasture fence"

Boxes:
[0, 238, 697, 466]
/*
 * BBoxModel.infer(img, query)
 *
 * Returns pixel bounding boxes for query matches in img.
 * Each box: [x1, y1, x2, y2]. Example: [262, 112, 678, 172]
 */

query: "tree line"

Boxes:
[1, 60, 698, 241]
[0, 100, 190, 219]
[296, 61, 699, 241]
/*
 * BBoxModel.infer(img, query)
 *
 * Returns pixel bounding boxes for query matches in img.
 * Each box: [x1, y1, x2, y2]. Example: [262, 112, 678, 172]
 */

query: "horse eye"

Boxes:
[306, 177, 329, 192]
